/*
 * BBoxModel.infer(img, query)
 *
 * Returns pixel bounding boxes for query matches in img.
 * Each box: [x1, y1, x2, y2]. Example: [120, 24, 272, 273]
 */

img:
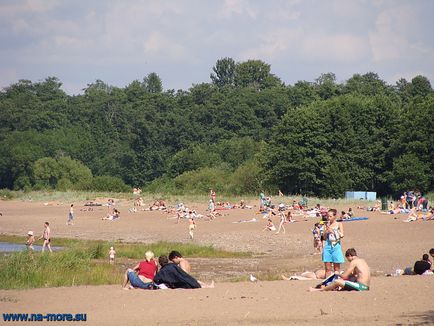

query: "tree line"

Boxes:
[0, 58, 433, 197]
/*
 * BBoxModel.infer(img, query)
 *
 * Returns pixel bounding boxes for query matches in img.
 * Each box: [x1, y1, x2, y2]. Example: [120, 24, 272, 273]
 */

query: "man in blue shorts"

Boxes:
[309, 248, 370, 292]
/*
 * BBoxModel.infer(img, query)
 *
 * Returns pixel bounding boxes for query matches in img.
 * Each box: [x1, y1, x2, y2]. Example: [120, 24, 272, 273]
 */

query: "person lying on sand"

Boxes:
[102, 209, 120, 220]
[309, 248, 370, 292]
[282, 269, 326, 281]
[403, 208, 420, 222]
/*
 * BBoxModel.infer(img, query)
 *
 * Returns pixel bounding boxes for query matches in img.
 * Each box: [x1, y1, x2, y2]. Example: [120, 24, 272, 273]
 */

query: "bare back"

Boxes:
[179, 259, 191, 273]
[351, 258, 371, 286]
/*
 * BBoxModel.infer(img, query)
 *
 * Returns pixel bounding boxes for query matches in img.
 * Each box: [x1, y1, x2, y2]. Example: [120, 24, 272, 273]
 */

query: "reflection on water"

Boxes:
[0, 242, 63, 252]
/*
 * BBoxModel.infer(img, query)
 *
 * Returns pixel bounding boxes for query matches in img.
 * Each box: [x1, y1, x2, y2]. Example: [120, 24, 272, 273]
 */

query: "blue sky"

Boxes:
[1, 0, 433, 94]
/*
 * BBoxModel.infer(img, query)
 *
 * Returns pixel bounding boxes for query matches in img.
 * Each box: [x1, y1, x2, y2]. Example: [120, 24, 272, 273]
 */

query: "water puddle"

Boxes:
[0, 242, 64, 253]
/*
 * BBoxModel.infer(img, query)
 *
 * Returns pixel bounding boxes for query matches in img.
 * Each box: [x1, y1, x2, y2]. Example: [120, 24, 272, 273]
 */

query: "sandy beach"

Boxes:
[0, 198, 433, 325]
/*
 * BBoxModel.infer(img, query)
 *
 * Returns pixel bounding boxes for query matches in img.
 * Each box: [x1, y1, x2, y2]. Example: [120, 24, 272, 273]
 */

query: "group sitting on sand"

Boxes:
[122, 250, 214, 290]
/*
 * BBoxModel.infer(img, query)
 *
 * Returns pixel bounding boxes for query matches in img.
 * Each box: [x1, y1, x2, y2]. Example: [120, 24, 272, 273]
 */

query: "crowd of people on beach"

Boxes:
[18, 187, 433, 295]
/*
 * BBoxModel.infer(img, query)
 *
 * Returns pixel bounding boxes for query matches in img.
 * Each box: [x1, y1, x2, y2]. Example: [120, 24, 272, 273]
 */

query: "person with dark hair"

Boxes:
[309, 248, 370, 292]
[322, 209, 344, 277]
[154, 253, 214, 289]
[413, 254, 432, 275]
[155, 251, 215, 289]
[169, 250, 191, 273]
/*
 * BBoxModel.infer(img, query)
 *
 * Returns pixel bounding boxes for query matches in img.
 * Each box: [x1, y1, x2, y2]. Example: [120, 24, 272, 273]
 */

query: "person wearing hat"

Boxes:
[26, 231, 35, 251]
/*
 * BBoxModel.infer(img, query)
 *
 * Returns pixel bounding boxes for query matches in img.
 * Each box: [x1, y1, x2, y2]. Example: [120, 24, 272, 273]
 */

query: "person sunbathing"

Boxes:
[263, 219, 276, 231]
[282, 269, 326, 281]
[403, 208, 420, 222]
[102, 209, 120, 220]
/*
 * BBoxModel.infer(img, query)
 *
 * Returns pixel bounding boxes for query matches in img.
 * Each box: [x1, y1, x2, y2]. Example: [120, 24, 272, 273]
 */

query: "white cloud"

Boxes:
[0, 68, 18, 90]
[220, 0, 258, 19]
[143, 32, 189, 61]
[369, 5, 433, 61]
[0, 0, 58, 17]
[301, 33, 369, 62]
[240, 28, 368, 63]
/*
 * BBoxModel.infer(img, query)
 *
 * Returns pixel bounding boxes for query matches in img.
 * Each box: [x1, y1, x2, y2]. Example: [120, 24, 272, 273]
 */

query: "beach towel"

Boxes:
[315, 273, 338, 289]
[337, 217, 369, 222]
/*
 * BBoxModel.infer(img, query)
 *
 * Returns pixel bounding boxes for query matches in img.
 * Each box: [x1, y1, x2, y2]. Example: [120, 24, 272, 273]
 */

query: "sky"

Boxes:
[1, 0, 433, 95]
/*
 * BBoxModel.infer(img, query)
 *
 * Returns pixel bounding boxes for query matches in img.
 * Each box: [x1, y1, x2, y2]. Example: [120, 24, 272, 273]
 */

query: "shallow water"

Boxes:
[0, 242, 63, 252]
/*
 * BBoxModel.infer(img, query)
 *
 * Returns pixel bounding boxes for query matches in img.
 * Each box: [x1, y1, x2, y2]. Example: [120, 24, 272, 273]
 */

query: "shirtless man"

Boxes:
[309, 248, 370, 292]
[38, 222, 53, 253]
[167, 251, 215, 288]
[169, 250, 191, 273]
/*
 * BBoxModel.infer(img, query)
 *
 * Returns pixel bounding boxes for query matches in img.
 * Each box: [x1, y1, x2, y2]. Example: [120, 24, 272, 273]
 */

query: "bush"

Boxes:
[229, 160, 263, 195]
[174, 167, 231, 194]
[90, 176, 130, 192]
[0, 189, 17, 200]
[32, 157, 93, 190]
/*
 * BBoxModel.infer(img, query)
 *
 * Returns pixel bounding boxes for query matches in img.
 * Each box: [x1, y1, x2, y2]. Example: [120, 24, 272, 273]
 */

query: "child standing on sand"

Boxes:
[67, 204, 74, 225]
[312, 223, 322, 254]
[189, 218, 196, 240]
[109, 246, 116, 264]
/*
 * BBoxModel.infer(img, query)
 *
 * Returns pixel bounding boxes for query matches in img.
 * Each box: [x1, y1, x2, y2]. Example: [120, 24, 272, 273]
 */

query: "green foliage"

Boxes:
[234, 59, 282, 90]
[210, 57, 236, 87]
[90, 176, 130, 192]
[143, 72, 163, 93]
[0, 66, 432, 197]
[0, 188, 17, 199]
[33, 156, 93, 190]
[390, 154, 431, 193]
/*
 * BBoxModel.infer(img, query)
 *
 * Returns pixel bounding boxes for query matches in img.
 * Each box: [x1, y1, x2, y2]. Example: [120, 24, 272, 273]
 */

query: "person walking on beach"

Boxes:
[188, 218, 196, 240]
[67, 204, 74, 225]
[275, 212, 286, 234]
[38, 222, 52, 253]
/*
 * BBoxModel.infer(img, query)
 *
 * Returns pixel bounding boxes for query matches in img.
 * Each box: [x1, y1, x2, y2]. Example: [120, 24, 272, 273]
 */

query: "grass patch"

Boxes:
[0, 235, 250, 259]
[0, 235, 250, 289]
[0, 248, 122, 289]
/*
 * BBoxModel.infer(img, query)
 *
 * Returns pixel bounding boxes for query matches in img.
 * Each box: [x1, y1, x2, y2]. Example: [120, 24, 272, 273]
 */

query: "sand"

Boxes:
[0, 198, 433, 325]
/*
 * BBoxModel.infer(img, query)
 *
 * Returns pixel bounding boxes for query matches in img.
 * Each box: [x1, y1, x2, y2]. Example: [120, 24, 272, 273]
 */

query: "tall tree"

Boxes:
[210, 57, 236, 87]
[143, 72, 163, 93]
[234, 60, 281, 90]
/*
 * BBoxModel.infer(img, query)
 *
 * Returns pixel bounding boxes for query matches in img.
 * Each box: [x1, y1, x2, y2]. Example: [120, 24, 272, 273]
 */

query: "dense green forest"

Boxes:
[0, 58, 433, 197]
